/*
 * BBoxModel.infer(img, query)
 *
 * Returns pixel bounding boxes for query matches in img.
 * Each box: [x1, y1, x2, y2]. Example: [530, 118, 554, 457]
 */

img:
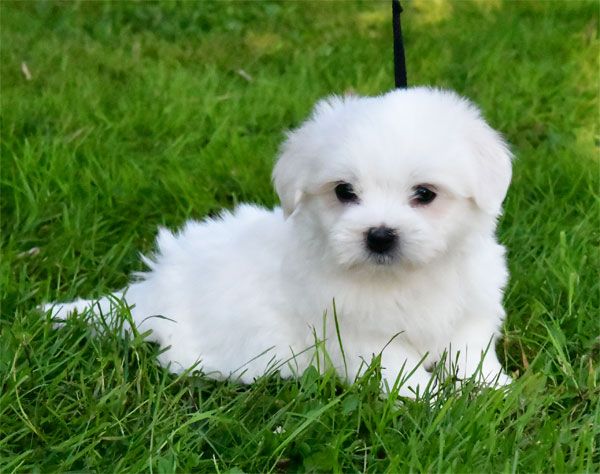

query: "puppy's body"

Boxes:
[48, 88, 513, 397]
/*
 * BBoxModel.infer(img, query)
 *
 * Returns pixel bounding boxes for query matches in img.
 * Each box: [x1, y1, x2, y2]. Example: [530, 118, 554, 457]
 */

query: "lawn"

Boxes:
[1, 0, 598, 472]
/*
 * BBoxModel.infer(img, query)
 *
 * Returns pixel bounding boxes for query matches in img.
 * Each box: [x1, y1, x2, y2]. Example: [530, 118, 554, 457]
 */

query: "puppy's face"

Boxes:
[273, 88, 512, 271]
[313, 177, 473, 269]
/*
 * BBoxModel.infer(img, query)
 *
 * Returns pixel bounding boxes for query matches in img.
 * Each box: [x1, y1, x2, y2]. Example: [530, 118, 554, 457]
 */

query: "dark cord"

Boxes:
[392, 0, 407, 89]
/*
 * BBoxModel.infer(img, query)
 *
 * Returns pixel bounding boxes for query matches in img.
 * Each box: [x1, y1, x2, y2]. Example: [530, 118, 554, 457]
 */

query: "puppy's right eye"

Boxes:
[411, 185, 437, 206]
[335, 182, 359, 203]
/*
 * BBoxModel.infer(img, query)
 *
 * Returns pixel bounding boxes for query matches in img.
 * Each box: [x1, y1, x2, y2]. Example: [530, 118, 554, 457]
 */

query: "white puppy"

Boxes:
[46, 87, 513, 397]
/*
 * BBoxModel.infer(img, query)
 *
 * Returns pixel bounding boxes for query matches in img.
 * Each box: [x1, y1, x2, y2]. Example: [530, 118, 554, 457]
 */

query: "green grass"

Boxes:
[1, 0, 599, 472]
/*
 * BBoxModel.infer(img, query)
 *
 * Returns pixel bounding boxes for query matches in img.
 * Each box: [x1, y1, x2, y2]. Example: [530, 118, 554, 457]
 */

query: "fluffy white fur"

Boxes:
[46, 87, 513, 397]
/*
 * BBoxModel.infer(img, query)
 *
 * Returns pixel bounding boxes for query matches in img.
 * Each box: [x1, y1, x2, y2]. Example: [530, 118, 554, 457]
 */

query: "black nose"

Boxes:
[366, 226, 397, 254]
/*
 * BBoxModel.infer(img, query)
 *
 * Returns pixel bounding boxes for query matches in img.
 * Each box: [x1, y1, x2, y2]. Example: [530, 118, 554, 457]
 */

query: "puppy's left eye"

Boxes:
[411, 185, 437, 206]
[335, 182, 359, 204]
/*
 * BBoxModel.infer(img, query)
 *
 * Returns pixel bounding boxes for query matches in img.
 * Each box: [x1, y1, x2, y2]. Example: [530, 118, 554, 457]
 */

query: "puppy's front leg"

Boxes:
[445, 316, 512, 387]
[380, 350, 435, 398]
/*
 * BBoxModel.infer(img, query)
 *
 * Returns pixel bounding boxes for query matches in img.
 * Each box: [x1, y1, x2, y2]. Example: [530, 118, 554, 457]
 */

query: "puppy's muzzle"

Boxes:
[366, 226, 397, 255]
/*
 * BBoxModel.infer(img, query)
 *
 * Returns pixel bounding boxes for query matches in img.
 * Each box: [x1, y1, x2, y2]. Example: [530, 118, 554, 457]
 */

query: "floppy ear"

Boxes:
[272, 96, 344, 217]
[469, 122, 513, 216]
[272, 129, 306, 217]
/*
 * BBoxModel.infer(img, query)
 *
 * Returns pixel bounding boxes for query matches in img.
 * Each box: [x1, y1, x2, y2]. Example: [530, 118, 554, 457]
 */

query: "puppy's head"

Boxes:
[273, 88, 512, 270]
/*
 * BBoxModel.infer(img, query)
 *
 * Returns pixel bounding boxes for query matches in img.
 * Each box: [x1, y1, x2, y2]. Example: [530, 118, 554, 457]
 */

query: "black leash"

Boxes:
[392, 0, 407, 89]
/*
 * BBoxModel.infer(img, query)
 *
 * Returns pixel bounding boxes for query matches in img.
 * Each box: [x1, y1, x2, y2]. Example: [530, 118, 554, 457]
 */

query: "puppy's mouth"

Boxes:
[367, 251, 398, 266]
